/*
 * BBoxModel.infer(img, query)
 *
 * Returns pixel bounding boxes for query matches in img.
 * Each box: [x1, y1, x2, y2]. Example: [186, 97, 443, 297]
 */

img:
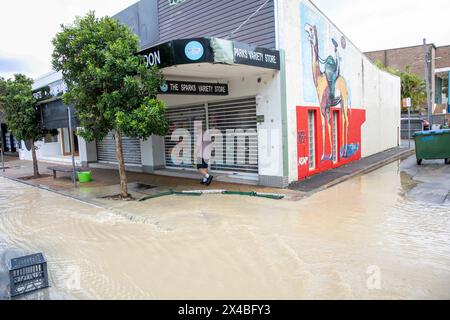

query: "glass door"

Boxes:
[61, 129, 79, 156]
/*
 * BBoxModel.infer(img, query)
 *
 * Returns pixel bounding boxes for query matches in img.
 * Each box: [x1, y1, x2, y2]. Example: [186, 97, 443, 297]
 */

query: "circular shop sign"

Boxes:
[160, 83, 169, 93]
[184, 41, 204, 61]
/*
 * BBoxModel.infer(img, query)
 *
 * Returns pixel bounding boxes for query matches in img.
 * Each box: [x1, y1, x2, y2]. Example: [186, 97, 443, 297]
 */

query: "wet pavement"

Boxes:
[0, 155, 449, 300]
[289, 146, 414, 193]
[0, 156, 301, 202]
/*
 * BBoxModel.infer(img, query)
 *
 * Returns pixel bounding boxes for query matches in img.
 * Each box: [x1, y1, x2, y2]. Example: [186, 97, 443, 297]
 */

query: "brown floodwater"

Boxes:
[0, 161, 449, 300]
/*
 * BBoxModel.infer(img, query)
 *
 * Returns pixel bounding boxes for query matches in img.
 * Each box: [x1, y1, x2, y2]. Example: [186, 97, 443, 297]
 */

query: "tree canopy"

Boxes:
[52, 11, 169, 197]
[0, 74, 43, 177]
[0, 76, 6, 112]
[0, 74, 43, 143]
[51, 11, 168, 143]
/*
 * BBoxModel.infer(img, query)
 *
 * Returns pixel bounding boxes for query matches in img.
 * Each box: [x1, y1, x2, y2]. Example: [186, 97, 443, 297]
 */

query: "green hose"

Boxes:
[138, 190, 174, 202]
[223, 191, 258, 197]
[138, 190, 285, 202]
[172, 191, 203, 196]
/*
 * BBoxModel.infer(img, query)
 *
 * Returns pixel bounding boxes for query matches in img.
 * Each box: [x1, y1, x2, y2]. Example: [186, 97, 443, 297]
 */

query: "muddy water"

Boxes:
[0, 161, 449, 300]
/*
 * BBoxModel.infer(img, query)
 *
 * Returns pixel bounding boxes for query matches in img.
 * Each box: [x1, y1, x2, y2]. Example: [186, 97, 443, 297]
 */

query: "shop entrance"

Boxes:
[61, 128, 79, 156]
[164, 97, 258, 176]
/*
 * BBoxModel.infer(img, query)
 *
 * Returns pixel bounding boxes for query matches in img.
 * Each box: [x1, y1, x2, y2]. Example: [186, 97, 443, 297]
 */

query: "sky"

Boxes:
[0, 0, 449, 80]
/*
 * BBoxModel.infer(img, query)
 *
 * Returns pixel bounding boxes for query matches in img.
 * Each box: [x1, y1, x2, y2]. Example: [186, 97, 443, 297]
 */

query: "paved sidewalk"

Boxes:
[1, 145, 415, 204]
[289, 146, 415, 193]
[0, 156, 300, 203]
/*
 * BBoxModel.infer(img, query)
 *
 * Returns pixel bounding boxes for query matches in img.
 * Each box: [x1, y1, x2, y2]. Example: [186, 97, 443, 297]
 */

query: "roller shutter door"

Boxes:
[164, 104, 207, 169]
[96, 132, 142, 165]
[164, 97, 258, 174]
[207, 98, 258, 174]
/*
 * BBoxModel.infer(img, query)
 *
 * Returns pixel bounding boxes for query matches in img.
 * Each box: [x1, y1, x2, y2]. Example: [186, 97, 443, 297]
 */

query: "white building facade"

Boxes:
[22, 0, 401, 187]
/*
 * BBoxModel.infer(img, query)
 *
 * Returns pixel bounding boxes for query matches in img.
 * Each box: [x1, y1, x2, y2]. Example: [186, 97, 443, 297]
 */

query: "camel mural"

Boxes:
[304, 23, 353, 161]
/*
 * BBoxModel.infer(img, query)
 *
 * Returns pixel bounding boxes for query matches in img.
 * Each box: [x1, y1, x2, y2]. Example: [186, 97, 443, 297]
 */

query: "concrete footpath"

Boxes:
[289, 146, 415, 194]
[1, 145, 414, 204]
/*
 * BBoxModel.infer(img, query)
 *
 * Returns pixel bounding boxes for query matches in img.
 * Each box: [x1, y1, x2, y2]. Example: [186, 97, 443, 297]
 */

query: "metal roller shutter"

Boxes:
[207, 97, 258, 174]
[164, 104, 207, 169]
[96, 132, 142, 165]
[164, 97, 258, 174]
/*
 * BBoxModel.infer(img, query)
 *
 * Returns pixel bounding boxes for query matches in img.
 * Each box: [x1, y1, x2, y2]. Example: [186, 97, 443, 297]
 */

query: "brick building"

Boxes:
[366, 44, 450, 117]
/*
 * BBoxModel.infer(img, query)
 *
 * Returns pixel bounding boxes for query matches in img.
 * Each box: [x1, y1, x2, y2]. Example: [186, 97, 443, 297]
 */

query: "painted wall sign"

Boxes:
[158, 80, 228, 96]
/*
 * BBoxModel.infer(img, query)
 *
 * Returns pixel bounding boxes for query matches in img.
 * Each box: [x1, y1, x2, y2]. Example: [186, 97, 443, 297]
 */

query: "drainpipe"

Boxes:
[448, 71, 450, 114]
[423, 39, 432, 125]
[67, 106, 77, 187]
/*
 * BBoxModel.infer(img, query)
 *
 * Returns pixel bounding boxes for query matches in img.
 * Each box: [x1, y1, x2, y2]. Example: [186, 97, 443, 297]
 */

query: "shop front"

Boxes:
[137, 37, 286, 185]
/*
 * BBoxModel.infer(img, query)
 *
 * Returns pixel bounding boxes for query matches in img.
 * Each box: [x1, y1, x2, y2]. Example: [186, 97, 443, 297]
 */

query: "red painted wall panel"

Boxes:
[297, 106, 366, 180]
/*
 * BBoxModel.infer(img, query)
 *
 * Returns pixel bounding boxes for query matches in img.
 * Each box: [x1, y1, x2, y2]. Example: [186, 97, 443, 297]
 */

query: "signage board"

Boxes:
[402, 97, 412, 108]
[139, 38, 213, 69]
[138, 37, 281, 71]
[233, 41, 280, 70]
[33, 80, 68, 102]
[158, 80, 228, 96]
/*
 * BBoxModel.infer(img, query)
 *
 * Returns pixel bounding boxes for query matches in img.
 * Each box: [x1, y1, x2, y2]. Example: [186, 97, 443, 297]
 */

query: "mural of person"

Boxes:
[304, 23, 352, 160]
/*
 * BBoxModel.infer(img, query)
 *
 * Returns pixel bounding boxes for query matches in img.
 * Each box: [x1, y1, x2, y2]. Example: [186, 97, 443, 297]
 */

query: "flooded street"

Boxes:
[0, 158, 449, 300]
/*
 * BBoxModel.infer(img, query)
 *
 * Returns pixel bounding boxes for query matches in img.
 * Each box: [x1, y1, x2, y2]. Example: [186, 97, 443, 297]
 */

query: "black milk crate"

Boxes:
[9, 253, 50, 298]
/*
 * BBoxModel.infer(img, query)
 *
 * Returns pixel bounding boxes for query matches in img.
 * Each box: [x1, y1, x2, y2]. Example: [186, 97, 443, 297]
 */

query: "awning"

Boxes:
[138, 37, 280, 71]
[39, 99, 79, 130]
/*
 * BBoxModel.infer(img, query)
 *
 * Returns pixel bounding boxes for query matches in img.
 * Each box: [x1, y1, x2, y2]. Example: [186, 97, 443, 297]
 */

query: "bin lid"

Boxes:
[9, 253, 46, 270]
[413, 129, 450, 136]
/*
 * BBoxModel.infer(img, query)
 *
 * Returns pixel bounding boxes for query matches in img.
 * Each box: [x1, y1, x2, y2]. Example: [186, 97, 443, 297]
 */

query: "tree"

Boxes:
[374, 60, 426, 112]
[0, 76, 6, 109]
[0, 74, 43, 177]
[52, 12, 168, 199]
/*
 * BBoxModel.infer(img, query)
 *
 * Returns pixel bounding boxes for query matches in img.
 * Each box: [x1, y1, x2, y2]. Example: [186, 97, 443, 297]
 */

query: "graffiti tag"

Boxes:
[298, 131, 307, 144]
[298, 157, 309, 166]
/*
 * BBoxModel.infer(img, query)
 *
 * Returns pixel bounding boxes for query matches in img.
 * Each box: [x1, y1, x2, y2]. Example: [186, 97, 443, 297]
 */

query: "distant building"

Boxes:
[365, 44, 450, 117]
[0, 113, 19, 155]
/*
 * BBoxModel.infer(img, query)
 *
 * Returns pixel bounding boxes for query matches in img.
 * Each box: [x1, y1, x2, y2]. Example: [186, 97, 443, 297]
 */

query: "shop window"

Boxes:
[44, 129, 59, 143]
[308, 110, 316, 171]
[332, 111, 339, 163]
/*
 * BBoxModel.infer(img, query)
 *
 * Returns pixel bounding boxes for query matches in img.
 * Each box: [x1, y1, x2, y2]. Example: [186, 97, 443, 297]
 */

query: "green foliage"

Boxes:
[0, 76, 6, 111]
[51, 11, 168, 142]
[0, 74, 43, 142]
[375, 59, 426, 111]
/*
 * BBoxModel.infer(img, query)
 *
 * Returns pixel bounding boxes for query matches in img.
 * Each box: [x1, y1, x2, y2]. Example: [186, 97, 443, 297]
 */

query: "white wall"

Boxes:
[19, 131, 63, 161]
[32, 71, 63, 90]
[79, 135, 97, 165]
[361, 58, 401, 157]
[140, 136, 165, 171]
[277, 0, 401, 182]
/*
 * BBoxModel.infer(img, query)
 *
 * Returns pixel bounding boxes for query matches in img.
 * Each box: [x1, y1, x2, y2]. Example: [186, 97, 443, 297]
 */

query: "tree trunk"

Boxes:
[30, 139, 40, 178]
[114, 130, 129, 199]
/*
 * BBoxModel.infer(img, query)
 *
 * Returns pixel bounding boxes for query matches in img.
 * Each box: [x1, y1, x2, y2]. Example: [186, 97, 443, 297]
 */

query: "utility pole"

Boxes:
[0, 125, 5, 172]
[408, 104, 411, 149]
[67, 106, 77, 187]
[423, 38, 432, 127]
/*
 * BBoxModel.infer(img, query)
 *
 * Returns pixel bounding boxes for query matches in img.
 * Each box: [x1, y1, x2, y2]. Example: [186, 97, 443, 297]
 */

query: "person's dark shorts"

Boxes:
[196, 159, 208, 169]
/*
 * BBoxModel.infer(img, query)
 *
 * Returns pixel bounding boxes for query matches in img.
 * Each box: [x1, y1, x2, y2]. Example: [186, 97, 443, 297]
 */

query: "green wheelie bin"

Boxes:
[413, 129, 450, 165]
